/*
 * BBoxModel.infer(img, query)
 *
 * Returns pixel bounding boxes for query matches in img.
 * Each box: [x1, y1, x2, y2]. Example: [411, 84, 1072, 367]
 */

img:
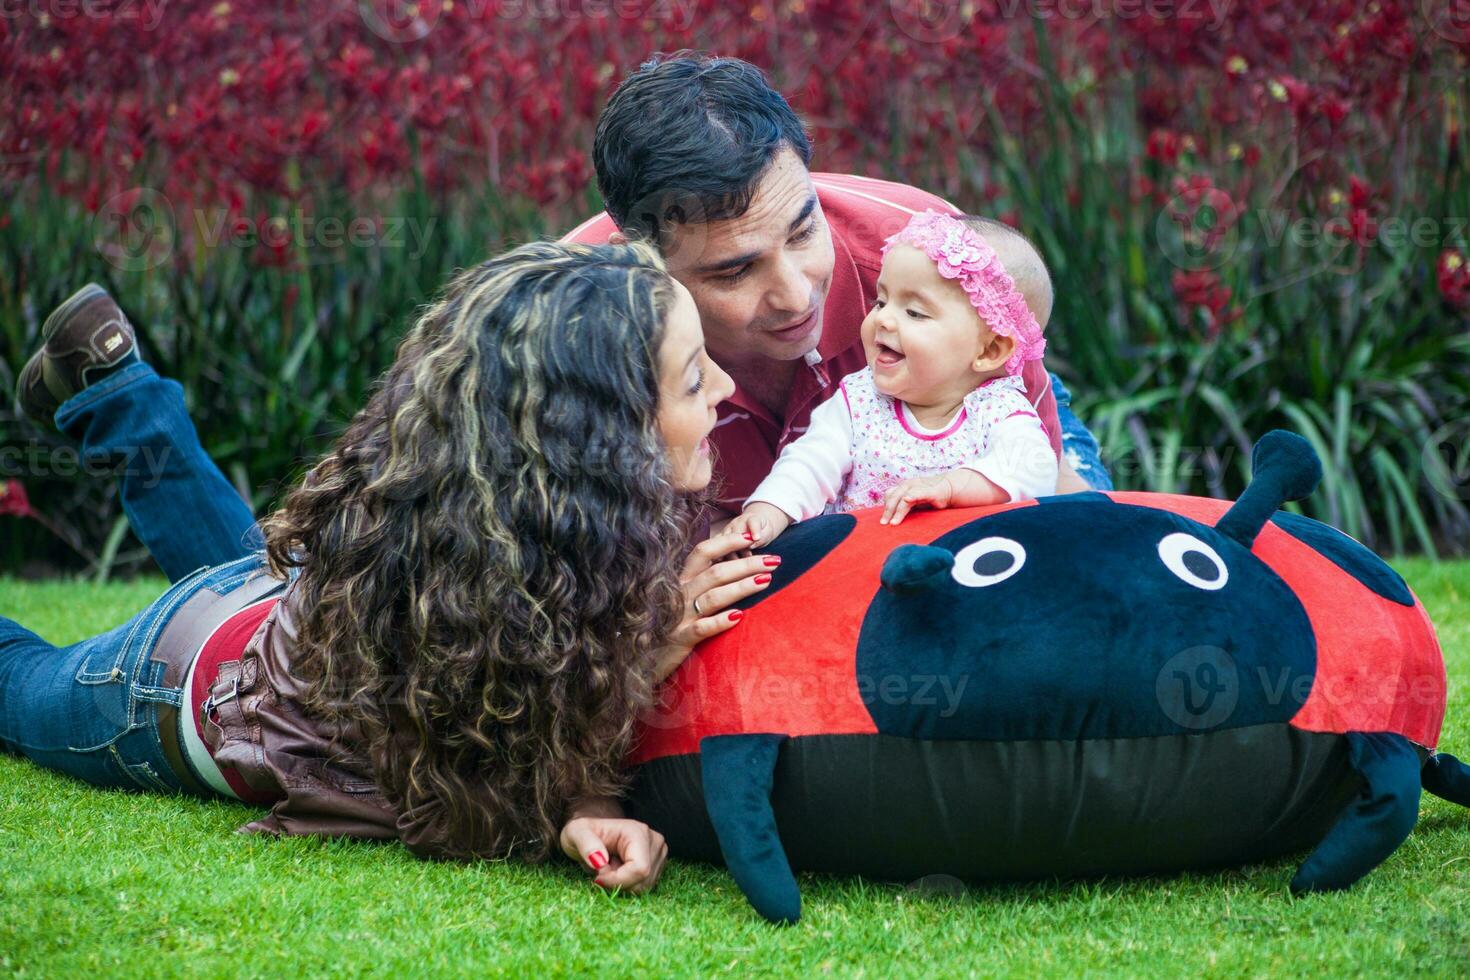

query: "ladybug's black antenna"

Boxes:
[1215, 430, 1323, 548]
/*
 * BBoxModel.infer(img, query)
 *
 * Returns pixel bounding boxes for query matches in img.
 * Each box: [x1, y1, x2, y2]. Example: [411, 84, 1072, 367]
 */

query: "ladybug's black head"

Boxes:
[857, 431, 1324, 741]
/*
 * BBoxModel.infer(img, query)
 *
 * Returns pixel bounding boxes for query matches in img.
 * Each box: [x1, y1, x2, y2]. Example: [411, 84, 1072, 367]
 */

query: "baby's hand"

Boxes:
[880, 475, 959, 525]
[725, 502, 792, 548]
[882, 469, 1007, 524]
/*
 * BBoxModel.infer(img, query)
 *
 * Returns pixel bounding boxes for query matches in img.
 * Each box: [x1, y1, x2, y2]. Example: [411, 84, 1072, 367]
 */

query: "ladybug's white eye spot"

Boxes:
[1158, 532, 1228, 590]
[951, 537, 1026, 588]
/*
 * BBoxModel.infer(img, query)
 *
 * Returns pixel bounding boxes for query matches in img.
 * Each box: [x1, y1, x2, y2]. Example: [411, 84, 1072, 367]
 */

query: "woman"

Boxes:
[0, 240, 773, 892]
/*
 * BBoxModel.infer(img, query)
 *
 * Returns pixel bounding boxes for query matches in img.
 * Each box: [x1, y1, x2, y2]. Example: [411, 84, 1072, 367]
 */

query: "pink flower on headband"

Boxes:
[934, 225, 987, 275]
[882, 210, 1046, 376]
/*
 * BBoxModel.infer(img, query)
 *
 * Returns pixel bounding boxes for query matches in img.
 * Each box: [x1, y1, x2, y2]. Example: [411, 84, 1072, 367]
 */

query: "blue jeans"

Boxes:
[1050, 371, 1113, 492]
[0, 553, 271, 793]
[54, 362, 262, 581]
[2, 366, 272, 795]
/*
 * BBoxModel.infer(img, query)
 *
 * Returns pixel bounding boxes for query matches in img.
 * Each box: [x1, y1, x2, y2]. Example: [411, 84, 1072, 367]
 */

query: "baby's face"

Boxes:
[861, 244, 992, 408]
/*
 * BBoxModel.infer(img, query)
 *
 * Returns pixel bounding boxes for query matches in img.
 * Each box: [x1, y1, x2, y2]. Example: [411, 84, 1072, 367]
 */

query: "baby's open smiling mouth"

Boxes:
[875, 340, 905, 366]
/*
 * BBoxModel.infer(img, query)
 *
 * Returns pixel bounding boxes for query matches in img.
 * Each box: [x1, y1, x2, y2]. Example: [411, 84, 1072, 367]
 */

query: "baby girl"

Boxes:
[727, 210, 1059, 546]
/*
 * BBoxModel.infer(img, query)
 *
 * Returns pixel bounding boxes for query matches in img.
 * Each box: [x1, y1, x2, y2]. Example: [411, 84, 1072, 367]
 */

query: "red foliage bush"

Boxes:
[4, 1, 1463, 247]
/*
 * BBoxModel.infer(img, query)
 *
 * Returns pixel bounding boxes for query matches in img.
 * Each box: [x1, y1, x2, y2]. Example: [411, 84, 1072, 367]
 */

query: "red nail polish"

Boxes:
[754, 573, 772, 585]
[588, 851, 608, 870]
[729, 610, 744, 622]
[742, 531, 755, 541]
[763, 555, 782, 566]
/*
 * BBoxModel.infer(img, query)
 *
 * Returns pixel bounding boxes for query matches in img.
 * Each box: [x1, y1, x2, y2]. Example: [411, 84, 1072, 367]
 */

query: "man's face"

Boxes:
[659, 147, 836, 366]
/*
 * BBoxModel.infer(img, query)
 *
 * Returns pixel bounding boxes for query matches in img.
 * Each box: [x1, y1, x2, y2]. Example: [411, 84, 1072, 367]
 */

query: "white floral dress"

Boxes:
[746, 367, 1059, 521]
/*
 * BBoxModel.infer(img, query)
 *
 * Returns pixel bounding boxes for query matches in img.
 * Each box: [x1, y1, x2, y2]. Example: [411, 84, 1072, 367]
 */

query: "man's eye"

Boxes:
[790, 223, 816, 245]
[717, 266, 750, 284]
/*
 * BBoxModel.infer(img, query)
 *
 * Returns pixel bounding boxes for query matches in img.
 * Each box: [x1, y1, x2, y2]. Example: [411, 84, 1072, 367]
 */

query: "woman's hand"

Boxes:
[654, 529, 779, 682]
[560, 800, 668, 895]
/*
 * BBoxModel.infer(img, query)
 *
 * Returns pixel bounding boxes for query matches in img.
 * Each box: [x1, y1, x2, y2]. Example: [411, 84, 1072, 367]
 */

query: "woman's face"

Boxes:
[657, 281, 735, 492]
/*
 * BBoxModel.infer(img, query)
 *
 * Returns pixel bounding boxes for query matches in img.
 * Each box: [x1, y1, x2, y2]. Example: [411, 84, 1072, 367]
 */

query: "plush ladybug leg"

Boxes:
[1290, 732, 1422, 895]
[700, 733, 801, 924]
[1422, 752, 1470, 807]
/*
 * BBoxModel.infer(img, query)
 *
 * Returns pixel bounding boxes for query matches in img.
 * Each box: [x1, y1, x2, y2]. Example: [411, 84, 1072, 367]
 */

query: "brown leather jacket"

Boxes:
[197, 579, 449, 857]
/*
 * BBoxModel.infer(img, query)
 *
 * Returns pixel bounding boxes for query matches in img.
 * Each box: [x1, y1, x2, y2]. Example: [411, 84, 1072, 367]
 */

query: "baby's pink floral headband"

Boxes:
[881, 210, 1046, 376]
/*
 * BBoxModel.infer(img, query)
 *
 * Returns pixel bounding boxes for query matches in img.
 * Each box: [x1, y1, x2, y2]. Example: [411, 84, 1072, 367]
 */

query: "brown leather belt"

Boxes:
[149, 571, 288, 797]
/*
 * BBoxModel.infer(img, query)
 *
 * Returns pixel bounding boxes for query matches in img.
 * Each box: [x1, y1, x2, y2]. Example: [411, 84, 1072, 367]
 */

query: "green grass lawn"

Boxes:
[2, 561, 1469, 976]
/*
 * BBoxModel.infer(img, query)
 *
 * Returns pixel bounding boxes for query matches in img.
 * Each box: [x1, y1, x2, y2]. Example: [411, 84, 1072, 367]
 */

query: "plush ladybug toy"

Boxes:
[625, 430, 1469, 924]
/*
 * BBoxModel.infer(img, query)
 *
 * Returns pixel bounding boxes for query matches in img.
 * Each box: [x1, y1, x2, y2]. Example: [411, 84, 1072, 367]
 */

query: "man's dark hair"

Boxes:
[593, 52, 812, 242]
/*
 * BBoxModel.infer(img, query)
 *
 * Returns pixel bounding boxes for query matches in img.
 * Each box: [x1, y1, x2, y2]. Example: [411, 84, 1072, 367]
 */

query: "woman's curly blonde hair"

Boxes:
[260, 240, 690, 861]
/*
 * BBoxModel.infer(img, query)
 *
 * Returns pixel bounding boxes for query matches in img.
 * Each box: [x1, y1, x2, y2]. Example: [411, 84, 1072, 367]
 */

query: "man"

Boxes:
[563, 54, 1110, 513]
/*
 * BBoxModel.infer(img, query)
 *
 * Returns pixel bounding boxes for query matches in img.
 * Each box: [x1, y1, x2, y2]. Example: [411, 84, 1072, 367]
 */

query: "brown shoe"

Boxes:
[15, 284, 138, 423]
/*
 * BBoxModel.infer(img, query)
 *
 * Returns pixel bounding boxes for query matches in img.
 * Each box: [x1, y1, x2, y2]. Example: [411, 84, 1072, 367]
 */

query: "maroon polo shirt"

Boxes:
[563, 173, 1062, 511]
